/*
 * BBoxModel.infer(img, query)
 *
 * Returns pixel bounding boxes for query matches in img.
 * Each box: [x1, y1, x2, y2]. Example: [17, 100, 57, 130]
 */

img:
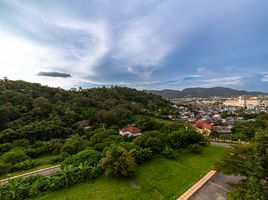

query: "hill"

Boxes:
[0, 79, 170, 133]
[147, 87, 267, 99]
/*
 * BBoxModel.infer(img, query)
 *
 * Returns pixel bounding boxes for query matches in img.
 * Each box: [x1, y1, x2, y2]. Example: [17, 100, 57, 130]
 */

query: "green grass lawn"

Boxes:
[36, 145, 227, 200]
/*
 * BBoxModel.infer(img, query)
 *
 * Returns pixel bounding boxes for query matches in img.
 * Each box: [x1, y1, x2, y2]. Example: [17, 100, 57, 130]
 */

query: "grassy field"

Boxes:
[36, 145, 227, 200]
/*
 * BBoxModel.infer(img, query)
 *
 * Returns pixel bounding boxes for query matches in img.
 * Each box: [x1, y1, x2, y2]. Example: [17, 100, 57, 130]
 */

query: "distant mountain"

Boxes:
[146, 87, 267, 99]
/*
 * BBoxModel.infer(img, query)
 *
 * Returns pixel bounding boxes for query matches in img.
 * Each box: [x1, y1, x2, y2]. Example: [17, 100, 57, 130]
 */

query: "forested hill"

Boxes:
[147, 87, 267, 99]
[0, 79, 170, 136]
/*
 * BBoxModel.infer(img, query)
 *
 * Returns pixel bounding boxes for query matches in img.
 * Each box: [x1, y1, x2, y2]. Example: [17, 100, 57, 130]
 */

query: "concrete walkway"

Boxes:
[190, 172, 245, 200]
[177, 170, 217, 200]
[0, 165, 61, 184]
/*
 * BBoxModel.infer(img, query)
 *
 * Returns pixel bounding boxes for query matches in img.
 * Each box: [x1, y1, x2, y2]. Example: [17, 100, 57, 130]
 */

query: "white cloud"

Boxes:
[261, 75, 268, 82]
[197, 67, 206, 73]
[199, 76, 242, 88]
[0, 31, 52, 81]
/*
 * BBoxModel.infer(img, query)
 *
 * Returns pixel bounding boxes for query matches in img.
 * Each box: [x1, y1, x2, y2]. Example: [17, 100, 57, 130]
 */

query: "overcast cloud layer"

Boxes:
[0, 0, 268, 91]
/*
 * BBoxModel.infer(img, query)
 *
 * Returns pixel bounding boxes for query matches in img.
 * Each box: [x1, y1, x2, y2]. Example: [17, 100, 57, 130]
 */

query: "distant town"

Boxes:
[170, 96, 268, 139]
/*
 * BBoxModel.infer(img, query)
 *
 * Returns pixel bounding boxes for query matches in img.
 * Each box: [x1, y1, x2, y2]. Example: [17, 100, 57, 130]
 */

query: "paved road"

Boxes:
[209, 142, 233, 148]
[0, 165, 61, 183]
[190, 172, 245, 200]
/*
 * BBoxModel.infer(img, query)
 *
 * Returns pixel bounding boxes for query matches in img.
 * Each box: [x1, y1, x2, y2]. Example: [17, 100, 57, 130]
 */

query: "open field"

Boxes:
[37, 145, 227, 200]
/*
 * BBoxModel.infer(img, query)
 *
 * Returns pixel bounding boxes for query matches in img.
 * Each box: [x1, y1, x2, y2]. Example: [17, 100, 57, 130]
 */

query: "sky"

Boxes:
[0, 0, 268, 91]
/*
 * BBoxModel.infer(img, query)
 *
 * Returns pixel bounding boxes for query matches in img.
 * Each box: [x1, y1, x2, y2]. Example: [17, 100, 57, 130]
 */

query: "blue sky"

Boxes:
[0, 0, 268, 91]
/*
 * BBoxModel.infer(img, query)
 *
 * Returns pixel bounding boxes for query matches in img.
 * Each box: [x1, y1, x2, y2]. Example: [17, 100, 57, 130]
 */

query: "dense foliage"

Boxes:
[0, 79, 170, 175]
[220, 115, 268, 200]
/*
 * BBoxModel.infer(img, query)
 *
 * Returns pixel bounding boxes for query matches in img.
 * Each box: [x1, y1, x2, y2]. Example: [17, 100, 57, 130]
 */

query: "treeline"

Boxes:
[231, 114, 268, 141]
[0, 79, 170, 134]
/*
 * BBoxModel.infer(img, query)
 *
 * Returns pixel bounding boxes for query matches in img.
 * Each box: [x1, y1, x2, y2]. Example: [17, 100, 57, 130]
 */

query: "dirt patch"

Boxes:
[131, 181, 141, 189]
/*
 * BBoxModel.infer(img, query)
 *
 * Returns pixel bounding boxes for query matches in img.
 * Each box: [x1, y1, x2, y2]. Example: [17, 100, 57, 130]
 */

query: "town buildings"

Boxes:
[171, 96, 268, 137]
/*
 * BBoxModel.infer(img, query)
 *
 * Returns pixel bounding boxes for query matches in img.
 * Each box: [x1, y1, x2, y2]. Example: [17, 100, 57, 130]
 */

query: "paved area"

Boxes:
[210, 142, 233, 148]
[178, 170, 217, 200]
[0, 165, 61, 183]
[190, 172, 245, 200]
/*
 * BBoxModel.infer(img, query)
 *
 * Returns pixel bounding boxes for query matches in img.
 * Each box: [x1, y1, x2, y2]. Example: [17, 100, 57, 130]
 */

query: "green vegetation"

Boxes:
[0, 79, 212, 200]
[219, 124, 268, 199]
[36, 145, 227, 200]
[0, 79, 170, 176]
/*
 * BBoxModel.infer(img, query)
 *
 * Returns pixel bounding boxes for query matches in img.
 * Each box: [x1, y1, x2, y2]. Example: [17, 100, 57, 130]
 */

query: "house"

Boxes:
[77, 120, 92, 129]
[119, 126, 141, 137]
[193, 119, 214, 136]
[194, 119, 205, 128]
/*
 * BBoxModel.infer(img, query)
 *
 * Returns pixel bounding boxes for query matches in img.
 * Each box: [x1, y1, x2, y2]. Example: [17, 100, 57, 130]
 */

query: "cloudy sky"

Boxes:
[0, 0, 268, 91]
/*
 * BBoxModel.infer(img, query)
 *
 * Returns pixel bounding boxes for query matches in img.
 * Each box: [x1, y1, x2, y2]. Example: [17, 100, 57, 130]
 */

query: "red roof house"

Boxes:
[77, 120, 92, 129]
[195, 119, 205, 128]
[119, 126, 141, 137]
[193, 120, 214, 130]
[202, 123, 214, 130]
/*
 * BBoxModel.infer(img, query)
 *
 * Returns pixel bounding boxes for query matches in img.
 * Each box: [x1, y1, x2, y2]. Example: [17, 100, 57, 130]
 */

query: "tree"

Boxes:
[219, 131, 268, 199]
[60, 136, 88, 154]
[100, 145, 136, 177]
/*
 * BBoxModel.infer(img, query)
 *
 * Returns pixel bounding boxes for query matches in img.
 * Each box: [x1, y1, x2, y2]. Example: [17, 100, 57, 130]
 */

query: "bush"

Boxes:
[60, 136, 88, 154]
[0, 143, 12, 156]
[0, 162, 12, 176]
[12, 139, 30, 147]
[13, 159, 36, 171]
[133, 147, 153, 163]
[187, 144, 201, 154]
[25, 147, 46, 158]
[1, 150, 28, 164]
[161, 145, 175, 159]
[50, 152, 70, 164]
[61, 148, 101, 168]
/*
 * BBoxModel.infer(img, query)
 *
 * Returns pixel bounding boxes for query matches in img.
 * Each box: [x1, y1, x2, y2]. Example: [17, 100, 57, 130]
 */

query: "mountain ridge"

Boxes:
[146, 87, 267, 99]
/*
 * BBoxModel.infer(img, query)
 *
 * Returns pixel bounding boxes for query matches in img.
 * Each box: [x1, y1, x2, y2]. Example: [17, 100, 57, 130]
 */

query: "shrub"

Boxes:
[13, 159, 36, 171]
[0, 162, 12, 176]
[133, 147, 153, 163]
[12, 139, 30, 147]
[187, 144, 201, 154]
[161, 145, 175, 159]
[60, 136, 88, 154]
[1, 150, 28, 164]
[0, 143, 12, 156]
[50, 152, 70, 164]
[61, 148, 101, 168]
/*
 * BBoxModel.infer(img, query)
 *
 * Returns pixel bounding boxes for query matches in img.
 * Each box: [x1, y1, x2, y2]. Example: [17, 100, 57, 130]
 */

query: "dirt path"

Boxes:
[0, 165, 61, 184]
